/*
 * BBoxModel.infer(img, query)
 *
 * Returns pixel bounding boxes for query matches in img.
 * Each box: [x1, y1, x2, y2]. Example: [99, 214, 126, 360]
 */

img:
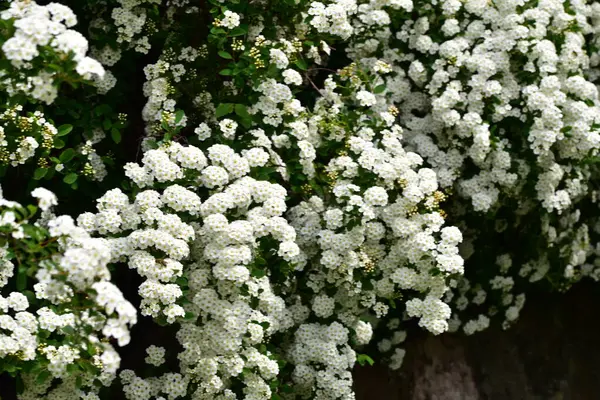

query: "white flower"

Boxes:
[221, 11, 240, 29]
[218, 119, 238, 140]
[269, 49, 289, 69]
[31, 188, 57, 211]
[282, 69, 303, 85]
[356, 90, 376, 107]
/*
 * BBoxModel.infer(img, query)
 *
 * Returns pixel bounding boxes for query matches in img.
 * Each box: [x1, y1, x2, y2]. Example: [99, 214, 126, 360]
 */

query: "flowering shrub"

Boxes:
[1, 0, 600, 398]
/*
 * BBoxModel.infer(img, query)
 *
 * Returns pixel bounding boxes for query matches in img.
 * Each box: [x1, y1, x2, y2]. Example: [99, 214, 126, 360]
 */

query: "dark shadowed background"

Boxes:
[354, 281, 600, 400]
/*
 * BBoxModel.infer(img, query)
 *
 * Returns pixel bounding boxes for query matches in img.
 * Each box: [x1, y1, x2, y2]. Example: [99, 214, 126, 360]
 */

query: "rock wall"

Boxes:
[354, 282, 600, 400]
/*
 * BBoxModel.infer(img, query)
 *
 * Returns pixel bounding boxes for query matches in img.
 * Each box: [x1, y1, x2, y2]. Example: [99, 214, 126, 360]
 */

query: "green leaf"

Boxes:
[16, 267, 26, 291]
[259, 321, 270, 329]
[94, 104, 112, 116]
[175, 110, 185, 124]
[184, 312, 195, 320]
[54, 138, 66, 149]
[215, 103, 234, 118]
[240, 117, 252, 129]
[357, 354, 375, 366]
[373, 84, 386, 94]
[47, 63, 62, 72]
[79, 361, 98, 374]
[111, 127, 121, 144]
[219, 69, 232, 76]
[210, 27, 226, 35]
[102, 119, 112, 131]
[63, 173, 78, 184]
[86, 344, 97, 356]
[57, 124, 73, 137]
[33, 168, 48, 180]
[36, 370, 51, 385]
[561, 126, 573, 133]
[229, 26, 247, 36]
[234, 104, 251, 120]
[59, 148, 75, 163]
[175, 276, 188, 286]
[388, 298, 396, 309]
[251, 267, 266, 278]
[294, 58, 308, 71]
[26, 205, 37, 218]
[218, 50, 233, 59]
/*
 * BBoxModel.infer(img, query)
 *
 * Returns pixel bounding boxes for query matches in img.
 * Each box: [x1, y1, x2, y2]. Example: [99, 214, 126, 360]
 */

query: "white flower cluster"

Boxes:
[0, 187, 135, 397]
[289, 322, 355, 399]
[80, 1, 467, 397]
[10, 0, 600, 396]
[327, 0, 600, 335]
[110, 0, 162, 53]
[1, 1, 104, 103]
[0, 106, 59, 169]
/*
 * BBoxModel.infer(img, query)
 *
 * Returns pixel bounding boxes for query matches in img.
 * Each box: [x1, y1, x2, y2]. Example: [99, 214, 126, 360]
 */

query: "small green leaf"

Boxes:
[281, 384, 293, 393]
[251, 267, 266, 278]
[294, 58, 308, 71]
[175, 276, 188, 286]
[36, 370, 51, 385]
[59, 148, 75, 163]
[111, 127, 121, 144]
[184, 312, 195, 320]
[79, 361, 98, 374]
[61, 325, 75, 335]
[175, 110, 185, 124]
[240, 117, 252, 129]
[229, 26, 247, 36]
[94, 104, 112, 116]
[216, 103, 234, 118]
[16, 267, 27, 291]
[219, 69, 232, 76]
[57, 124, 73, 136]
[561, 126, 573, 133]
[259, 321, 270, 329]
[26, 205, 37, 218]
[86, 344, 97, 356]
[102, 119, 112, 131]
[54, 138, 66, 149]
[357, 354, 375, 366]
[210, 27, 226, 35]
[374, 84, 386, 94]
[33, 168, 48, 180]
[234, 104, 251, 119]
[218, 50, 233, 59]
[63, 173, 78, 184]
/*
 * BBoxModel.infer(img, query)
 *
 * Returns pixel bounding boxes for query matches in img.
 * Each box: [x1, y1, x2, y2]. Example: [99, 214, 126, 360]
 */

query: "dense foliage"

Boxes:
[1, 0, 600, 399]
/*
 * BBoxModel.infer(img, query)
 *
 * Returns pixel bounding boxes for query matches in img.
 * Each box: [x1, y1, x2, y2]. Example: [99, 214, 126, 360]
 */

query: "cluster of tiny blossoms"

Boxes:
[0, 187, 135, 398]
[6, 0, 600, 398]
[76, 138, 307, 399]
[322, 0, 600, 337]
[1, 1, 105, 104]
